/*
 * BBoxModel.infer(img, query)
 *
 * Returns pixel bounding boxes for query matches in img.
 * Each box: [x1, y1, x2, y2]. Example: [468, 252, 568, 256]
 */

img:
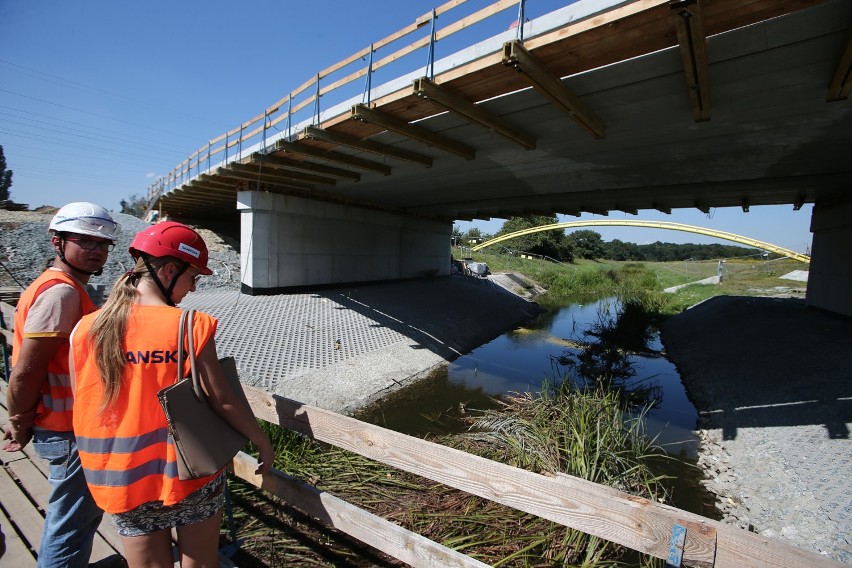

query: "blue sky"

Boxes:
[0, 0, 813, 254]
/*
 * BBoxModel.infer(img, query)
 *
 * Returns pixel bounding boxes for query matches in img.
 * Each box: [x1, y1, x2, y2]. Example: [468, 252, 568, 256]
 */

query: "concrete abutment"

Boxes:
[807, 197, 852, 317]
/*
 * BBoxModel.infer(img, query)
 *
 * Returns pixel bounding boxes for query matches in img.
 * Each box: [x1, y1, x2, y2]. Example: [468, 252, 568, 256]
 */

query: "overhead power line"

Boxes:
[0, 88, 201, 141]
[0, 58, 220, 127]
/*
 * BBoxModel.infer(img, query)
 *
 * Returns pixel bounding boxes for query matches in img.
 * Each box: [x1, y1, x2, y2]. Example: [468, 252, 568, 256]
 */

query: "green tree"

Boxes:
[566, 229, 605, 260]
[0, 145, 13, 201]
[497, 215, 573, 261]
[120, 193, 150, 218]
[464, 227, 485, 245]
[605, 238, 642, 261]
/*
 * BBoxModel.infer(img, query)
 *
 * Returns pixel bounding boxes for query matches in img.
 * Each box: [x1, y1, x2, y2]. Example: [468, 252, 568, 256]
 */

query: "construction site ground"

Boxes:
[660, 295, 851, 563]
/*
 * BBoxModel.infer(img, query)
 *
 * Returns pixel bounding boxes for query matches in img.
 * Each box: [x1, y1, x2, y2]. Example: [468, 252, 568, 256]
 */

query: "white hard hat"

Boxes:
[49, 202, 120, 240]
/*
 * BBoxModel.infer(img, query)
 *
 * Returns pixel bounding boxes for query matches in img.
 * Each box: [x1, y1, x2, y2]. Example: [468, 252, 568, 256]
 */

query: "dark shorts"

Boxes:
[112, 473, 225, 537]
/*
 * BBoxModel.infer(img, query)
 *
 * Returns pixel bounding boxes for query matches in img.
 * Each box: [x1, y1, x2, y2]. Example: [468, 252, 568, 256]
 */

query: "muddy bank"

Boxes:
[660, 296, 851, 562]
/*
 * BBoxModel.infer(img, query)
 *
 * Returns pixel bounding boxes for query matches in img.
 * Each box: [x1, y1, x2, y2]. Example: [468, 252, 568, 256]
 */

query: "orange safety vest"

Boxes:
[72, 305, 219, 514]
[13, 269, 97, 432]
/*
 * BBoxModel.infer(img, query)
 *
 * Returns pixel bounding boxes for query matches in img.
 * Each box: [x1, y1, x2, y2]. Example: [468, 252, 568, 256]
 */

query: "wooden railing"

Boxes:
[147, 0, 531, 202]
[0, 296, 17, 382]
[235, 385, 844, 568]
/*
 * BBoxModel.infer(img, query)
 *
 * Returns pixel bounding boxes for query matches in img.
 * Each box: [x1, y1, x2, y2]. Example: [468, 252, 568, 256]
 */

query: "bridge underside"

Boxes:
[154, 0, 852, 313]
[156, 0, 851, 222]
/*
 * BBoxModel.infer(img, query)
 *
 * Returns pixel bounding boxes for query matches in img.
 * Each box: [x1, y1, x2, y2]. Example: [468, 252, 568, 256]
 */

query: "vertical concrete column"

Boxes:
[237, 191, 278, 291]
[238, 190, 451, 294]
[807, 198, 852, 317]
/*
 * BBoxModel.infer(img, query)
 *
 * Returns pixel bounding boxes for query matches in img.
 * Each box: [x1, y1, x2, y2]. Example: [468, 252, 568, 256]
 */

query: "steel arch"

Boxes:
[470, 220, 810, 263]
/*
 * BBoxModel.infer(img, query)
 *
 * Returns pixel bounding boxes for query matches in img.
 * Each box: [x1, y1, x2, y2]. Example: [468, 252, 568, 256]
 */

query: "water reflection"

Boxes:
[550, 299, 664, 414]
[360, 297, 700, 456]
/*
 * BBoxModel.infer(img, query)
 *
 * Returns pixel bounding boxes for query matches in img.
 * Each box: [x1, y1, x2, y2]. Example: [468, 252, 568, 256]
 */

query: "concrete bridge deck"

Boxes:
[153, 0, 852, 222]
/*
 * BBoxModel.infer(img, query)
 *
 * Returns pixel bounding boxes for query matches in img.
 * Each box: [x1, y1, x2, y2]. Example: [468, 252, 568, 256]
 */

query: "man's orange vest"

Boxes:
[72, 305, 218, 513]
[13, 269, 97, 432]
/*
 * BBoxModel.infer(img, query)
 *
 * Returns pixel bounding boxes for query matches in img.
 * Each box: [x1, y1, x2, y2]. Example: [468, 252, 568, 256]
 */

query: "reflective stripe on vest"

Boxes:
[43, 372, 73, 413]
[85, 459, 180, 488]
[77, 428, 177, 487]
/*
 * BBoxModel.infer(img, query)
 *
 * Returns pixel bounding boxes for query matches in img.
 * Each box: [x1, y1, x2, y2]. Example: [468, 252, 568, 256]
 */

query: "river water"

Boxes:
[358, 297, 720, 517]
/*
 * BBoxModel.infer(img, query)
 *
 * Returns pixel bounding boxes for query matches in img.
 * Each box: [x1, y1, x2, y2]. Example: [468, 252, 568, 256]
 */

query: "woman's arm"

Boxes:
[196, 339, 274, 475]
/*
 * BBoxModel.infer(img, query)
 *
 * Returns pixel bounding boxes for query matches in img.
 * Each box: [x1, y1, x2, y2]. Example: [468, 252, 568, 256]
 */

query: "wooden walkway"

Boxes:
[0, 382, 124, 567]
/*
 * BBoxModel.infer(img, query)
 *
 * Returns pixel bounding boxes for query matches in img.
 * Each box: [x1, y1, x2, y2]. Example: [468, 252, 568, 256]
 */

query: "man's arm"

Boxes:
[5, 336, 66, 448]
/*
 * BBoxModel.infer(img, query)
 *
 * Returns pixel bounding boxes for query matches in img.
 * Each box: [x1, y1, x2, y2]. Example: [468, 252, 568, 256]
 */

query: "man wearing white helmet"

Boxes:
[4, 202, 118, 568]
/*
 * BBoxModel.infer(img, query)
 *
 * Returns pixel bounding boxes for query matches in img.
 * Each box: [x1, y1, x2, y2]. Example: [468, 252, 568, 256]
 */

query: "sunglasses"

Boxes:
[65, 237, 115, 252]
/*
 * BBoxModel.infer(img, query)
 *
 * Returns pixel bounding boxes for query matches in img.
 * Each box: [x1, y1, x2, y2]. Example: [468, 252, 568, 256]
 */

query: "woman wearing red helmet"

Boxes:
[68, 222, 273, 568]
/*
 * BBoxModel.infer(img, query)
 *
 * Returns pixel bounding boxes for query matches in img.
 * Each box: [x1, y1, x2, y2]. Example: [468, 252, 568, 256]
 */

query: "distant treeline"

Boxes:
[604, 239, 760, 262]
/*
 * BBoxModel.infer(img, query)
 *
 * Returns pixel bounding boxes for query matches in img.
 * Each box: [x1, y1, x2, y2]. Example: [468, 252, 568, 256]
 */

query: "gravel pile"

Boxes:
[0, 210, 241, 302]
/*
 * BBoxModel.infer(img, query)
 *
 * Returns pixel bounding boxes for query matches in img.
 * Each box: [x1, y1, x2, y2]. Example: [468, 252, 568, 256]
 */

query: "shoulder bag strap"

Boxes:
[185, 309, 205, 400]
[176, 309, 189, 384]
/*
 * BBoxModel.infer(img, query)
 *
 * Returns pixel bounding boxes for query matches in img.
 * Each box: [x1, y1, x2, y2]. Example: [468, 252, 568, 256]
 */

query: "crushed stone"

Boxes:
[0, 210, 241, 300]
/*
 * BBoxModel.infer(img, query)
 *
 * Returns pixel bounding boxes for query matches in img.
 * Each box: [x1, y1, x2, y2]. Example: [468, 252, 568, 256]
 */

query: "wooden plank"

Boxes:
[434, 0, 516, 44]
[303, 126, 433, 167]
[0, 465, 45, 554]
[250, 153, 361, 181]
[4, 459, 119, 562]
[275, 140, 393, 175]
[0, 328, 14, 347]
[351, 104, 476, 159]
[231, 452, 490, 568]
[1, 301, 16, 325]
[0, 504, 36, 567]
[268, 93, 315, 129]
[827, 30, 852, 101]
[241, 386, 845, 568]
[0, 386, 124, 558]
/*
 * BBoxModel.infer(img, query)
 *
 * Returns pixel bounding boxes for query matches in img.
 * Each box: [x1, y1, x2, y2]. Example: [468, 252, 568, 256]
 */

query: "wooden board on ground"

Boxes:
[1, 440, 120, 563]
[0, 502, 36, 567]
[0, 464, 44, 558]
[0, 295, 20, 311]
[0, 383, 124, 560]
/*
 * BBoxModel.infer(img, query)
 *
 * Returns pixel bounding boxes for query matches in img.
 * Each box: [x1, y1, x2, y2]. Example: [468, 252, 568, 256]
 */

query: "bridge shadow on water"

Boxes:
[659, 295, 852, 441]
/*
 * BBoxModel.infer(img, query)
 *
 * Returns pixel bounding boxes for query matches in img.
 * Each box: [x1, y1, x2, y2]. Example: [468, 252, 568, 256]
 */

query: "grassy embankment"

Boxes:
[226, 252, 808, 567]
[471, 250, 807, 317]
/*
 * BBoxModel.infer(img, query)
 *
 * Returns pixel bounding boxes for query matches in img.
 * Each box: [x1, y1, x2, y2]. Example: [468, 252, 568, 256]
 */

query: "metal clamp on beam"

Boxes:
[671, 0, 711, 122]
[827, 31, 852, 101]
[666, 523, 686, 567]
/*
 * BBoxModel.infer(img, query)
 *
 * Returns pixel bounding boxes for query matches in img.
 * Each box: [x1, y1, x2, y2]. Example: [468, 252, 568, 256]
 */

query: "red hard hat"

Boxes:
[129, 222, 213, 275]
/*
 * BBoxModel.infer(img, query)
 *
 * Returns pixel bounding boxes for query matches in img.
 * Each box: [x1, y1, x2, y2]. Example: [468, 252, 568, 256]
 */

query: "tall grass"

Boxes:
[473, 251, 807, 319]
[464, 383, 667, 496]
[422, 382, 667, 566]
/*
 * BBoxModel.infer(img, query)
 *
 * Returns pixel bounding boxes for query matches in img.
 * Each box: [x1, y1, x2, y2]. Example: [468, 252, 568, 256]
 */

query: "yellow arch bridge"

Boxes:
[471, 220, 810, 263]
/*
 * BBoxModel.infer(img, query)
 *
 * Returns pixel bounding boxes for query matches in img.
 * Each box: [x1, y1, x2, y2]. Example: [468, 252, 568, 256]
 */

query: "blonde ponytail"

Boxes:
[89, 260, 143, 409]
